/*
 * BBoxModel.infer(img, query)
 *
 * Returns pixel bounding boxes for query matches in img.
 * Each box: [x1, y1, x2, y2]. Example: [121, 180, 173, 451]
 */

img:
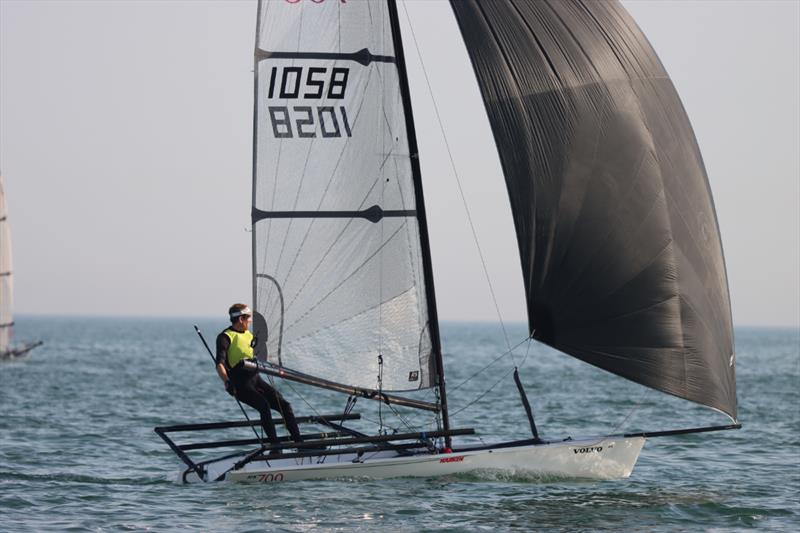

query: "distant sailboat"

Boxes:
[0, 174, 41, 360]
[157, 0, 739, 483]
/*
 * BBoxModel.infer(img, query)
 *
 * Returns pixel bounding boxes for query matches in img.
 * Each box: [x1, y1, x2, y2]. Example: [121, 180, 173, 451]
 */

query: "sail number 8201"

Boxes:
[268, 105, 352, 139]
[267, 66, 352, 139]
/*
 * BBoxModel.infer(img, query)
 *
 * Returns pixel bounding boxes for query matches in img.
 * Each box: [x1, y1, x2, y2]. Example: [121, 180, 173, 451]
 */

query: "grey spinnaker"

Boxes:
[450, 0, 737, 420]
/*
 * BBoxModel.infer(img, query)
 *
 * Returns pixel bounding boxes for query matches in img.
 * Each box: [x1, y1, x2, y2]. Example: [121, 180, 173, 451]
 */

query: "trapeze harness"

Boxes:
[223, 328, 255, 370]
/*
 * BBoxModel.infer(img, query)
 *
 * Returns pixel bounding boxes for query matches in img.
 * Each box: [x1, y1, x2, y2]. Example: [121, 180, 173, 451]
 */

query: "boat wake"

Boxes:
[448, 468, 597, 484]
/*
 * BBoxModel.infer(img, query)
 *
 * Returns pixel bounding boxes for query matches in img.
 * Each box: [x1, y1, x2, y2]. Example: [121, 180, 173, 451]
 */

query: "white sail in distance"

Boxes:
[0, 174, 14, 353]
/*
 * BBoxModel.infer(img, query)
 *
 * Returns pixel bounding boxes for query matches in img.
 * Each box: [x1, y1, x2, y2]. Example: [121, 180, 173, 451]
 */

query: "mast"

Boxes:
[386, 0, 451, 446]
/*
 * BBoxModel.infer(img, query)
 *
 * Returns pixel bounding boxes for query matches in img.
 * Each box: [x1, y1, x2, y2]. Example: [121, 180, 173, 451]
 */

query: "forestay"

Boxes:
[251, 0, 437, 392]
[450, 0, 737, 420]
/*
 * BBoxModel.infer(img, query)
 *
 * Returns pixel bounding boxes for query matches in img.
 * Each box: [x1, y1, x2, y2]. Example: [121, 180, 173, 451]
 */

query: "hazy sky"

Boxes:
[1, 0, 798, 327]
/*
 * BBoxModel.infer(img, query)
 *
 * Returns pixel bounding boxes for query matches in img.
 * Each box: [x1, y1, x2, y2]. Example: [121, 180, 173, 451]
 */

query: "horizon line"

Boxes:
[10, 312, 800, 330]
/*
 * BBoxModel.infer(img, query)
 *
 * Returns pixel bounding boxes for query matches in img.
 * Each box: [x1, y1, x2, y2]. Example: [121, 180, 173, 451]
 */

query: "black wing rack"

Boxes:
[154, 412, 474, 483]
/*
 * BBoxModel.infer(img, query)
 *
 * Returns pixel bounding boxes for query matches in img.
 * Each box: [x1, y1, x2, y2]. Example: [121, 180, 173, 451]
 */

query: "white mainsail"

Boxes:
[251, 0, 438, 392]
[0, 174, 13, 354]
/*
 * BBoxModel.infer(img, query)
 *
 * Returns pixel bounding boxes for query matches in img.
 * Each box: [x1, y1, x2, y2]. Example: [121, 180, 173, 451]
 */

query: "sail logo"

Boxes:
[573, 446, 603, 454]
[251, 472, 285, 482]
[440, 455, 465, 463]
[266, 66, 352, 139]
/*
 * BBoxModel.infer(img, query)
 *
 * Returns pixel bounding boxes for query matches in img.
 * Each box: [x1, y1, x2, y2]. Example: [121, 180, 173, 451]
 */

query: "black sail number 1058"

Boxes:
[267, 66, 352, 139]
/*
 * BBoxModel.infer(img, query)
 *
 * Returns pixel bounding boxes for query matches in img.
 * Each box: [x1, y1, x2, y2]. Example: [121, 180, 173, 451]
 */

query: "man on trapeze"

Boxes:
[216, 303, 302, 453]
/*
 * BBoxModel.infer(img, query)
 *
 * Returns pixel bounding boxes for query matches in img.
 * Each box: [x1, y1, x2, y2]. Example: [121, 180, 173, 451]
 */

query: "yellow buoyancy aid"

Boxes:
[224, 328, 254, 369]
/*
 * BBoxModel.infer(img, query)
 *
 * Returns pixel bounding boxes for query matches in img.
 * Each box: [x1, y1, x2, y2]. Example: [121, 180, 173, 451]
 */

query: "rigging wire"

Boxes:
[193, 326, 265, 445]
[377, 354, 385, 434]
[399, 0, 516, 366]
[263, 363, 436, 437]
[608, 387, 650, 435]
[280, 362, 448, 439]
[385, 401, 420, 433]
[518, 335, 533, 369]
[449, 337, 533, 418]
[578, 387, 652, 449]
[267, 364, 443, 459]
[448, 335, 530, 392]
[450, 366, 516, 418]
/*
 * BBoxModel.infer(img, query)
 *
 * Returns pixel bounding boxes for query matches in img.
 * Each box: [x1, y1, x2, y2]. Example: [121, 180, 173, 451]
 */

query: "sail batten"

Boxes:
[451, 0, 737, 420]
[252, 206, 416, 223]
[256, 48, 396, 65]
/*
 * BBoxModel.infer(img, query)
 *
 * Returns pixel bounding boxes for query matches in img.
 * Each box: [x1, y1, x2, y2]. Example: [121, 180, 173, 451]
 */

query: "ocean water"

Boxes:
[1, 316, 798, 532]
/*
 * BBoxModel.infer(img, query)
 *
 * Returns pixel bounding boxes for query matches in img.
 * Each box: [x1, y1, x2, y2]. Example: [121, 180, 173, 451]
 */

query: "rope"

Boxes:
[449, 335, 530, 392]
[519, 336, 533, 368]
[385, 402, 419, 433]
[193, 326, 265, 445]
[263, 360, 441, 438]
[608, 388, 651, 436]
[377, 354, 385, 434]
[399, 0, 516, 364]
[342, 395, 357, 421]
[272, 371, 438, 457]
[450, 366, 517, 417]
[449, 336, 534, 417]
[236, 396, 265, 444]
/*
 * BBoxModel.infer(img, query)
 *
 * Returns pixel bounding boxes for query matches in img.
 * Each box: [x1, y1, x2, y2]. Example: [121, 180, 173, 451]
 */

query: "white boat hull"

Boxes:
[181, 435, 646, 484]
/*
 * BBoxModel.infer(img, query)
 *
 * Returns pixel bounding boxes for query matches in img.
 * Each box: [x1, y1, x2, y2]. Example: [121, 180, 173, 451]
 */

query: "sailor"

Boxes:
[216, 303, 302, 452]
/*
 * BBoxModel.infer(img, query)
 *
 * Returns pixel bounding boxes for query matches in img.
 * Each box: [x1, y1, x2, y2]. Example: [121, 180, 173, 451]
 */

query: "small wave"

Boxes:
[666, 500, 795, 526]
[0, 469, 171, 487]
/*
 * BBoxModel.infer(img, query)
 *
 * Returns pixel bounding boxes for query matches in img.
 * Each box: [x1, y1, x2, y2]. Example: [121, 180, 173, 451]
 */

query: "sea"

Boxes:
[1, 316, 798, 532]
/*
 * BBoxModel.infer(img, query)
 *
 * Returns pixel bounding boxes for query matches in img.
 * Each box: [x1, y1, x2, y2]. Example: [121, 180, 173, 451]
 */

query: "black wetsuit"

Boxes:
[215, 330, 302, 446]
